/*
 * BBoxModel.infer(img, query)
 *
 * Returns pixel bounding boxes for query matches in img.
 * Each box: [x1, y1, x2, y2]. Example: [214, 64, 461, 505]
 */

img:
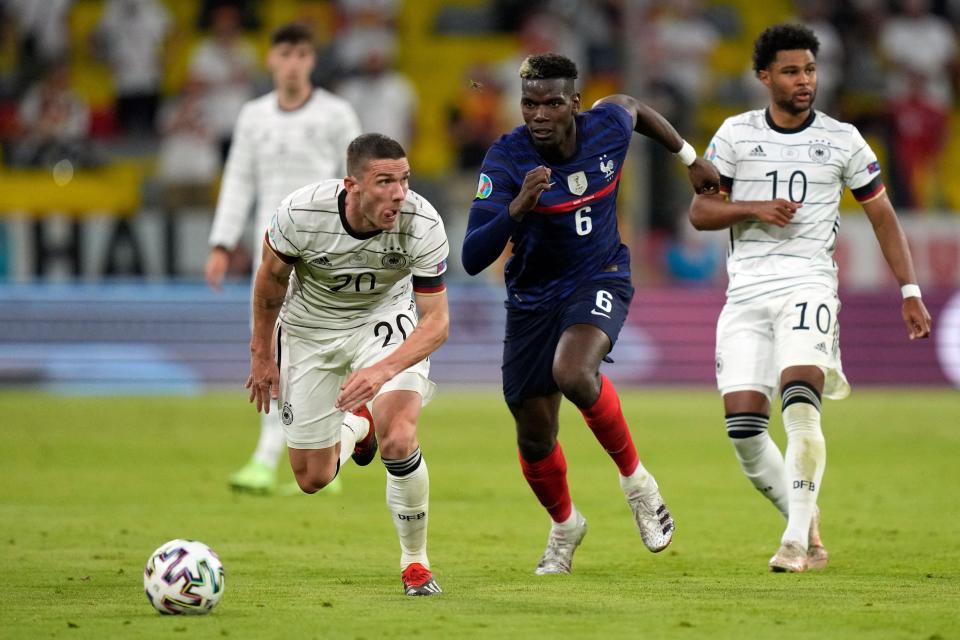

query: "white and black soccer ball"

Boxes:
[143, 539, 225, 615]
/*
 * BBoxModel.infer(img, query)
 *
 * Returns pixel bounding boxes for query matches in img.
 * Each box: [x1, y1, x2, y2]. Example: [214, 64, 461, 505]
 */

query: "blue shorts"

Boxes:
[502, 276, 634, 406]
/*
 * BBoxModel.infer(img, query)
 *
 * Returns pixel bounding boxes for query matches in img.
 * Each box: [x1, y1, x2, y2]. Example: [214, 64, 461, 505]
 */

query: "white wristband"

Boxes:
[675, 141, 697, 167]
[901, 284, 922, 299]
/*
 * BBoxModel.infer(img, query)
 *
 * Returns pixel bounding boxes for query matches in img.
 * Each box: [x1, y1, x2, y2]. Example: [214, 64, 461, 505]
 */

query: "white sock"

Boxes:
[618, 461, 658, 496]
[384, 449, 429, 569]
[251, 401, 285, 469]
[337, 411, 370, 468]
[726, 413, 788, 518]
[781, 397, 826, 547]
[552, 505, 582, 532]
[732, 433, 789, 518]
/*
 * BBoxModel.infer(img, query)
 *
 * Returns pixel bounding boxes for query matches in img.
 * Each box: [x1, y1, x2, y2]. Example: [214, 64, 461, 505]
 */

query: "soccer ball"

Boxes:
[143, 539, 225, 615]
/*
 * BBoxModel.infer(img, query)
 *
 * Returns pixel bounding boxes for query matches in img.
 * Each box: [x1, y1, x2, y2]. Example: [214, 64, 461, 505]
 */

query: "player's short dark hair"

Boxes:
[518, 53, 578, 80]
[347, 133, 407, 176]
[752, 24, 820, 73]
[271, 22, 313, 46]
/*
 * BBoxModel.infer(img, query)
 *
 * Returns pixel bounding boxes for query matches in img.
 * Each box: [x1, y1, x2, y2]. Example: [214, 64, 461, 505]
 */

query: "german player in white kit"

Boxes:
[205, 23, 362, 494]
[689, 24, 932, 573]
[247, 133, 449, 596]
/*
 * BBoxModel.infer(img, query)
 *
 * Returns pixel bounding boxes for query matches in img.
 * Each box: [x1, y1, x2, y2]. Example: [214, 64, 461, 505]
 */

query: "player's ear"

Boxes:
[571, 92, 581, 113]
[343, 175, 358, 192]
[757, 68, 771, 89]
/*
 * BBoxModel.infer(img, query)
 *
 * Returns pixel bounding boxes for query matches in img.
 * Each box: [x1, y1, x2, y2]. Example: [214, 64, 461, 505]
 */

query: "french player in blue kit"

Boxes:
[461, 53, 720, 574]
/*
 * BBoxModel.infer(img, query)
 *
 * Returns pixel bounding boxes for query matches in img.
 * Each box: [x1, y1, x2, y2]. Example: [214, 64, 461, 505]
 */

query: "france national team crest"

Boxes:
[567, 171, 588, 195]
[599, 155, 616, 180]
[476, 173, 493, 199]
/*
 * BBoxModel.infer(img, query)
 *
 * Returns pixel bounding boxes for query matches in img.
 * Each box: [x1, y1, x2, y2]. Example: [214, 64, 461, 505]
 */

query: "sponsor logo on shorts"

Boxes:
[476, 173, 493, 199]
[815, 342, 828, 354]
[281, 402, 294, 425]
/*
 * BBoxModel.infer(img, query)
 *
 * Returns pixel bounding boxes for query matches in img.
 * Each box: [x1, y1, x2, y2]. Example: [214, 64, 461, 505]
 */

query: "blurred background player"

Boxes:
[462, 53, 718, 574]
[205, 22, 362, 495]
[247, 133, 449, 596]
[187, 2, 257, 161]
[689, 24, 932, 572]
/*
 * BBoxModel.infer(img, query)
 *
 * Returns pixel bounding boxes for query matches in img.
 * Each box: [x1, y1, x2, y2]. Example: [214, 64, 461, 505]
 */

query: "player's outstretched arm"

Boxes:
[596, 94, 684, 150]
[595, 94, 719, 193]
[335, 290, 450, 413]
[689, 192, 801, 230]
[861, 194, 932, 340]
[246, 238, 294, 414]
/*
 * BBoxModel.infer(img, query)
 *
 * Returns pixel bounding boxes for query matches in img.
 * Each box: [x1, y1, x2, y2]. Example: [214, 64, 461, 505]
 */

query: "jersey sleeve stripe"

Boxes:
[265, 230, 298, 264]
[413, 284, 446, 294]
[412, 272, 445, 293]
[719, 175, 734, 195]
[852, 176, 885, 203]
[532, 169, 622, 214]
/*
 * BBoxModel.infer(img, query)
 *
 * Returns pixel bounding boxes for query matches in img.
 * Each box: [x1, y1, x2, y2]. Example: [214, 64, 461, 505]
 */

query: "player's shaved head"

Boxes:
[753, 24, 820, 73]
[271, 22, 314, 47]
[347, 133, 407, 177]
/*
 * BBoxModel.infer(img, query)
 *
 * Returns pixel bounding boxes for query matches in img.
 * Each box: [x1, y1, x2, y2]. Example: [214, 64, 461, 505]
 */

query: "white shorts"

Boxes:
[715, 287, 850, 400]
[276, 313, 435, 449]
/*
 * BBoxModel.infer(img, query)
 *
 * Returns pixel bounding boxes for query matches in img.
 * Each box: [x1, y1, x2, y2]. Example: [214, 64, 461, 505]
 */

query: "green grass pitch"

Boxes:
[1, 388, 958, 639]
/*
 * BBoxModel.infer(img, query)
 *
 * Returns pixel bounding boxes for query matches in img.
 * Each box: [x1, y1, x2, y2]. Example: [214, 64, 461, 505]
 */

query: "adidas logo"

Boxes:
[310, 255, 332, 267]
[749, 145, 766, 157]
[814, 342, 828, 354]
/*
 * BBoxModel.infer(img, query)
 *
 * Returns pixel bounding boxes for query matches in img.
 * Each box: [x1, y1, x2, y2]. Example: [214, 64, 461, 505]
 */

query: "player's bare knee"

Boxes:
[377, 420, 418, 459]
[553, 364, 599, 407]
[517, 433, 554, 461]
[293, 468, 337, 494]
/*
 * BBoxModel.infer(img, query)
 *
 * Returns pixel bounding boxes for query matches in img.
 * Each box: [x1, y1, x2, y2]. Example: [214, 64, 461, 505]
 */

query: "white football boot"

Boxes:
[624, 486, 675, 552]
[534, 512, 588, 575]
[769, 541, 808, 573]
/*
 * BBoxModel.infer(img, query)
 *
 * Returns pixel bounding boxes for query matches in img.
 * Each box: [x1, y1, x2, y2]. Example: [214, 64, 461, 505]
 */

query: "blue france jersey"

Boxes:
[464, 102, 634, 310]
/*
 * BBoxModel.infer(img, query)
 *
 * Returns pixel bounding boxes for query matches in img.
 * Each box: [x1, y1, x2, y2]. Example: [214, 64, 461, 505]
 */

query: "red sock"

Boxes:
[580, 374, 640, 476]
[518, 443, 572, 523]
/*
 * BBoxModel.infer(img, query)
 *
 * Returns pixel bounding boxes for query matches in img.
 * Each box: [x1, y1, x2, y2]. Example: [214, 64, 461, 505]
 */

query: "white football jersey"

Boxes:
[706, 109, 885, 304]
[267, 179, 449, 337]
[208, 89, 362, 259]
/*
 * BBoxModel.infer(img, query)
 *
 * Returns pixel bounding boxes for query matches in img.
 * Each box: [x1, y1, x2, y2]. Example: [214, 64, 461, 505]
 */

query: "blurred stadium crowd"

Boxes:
[0, 0, 958, 285]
